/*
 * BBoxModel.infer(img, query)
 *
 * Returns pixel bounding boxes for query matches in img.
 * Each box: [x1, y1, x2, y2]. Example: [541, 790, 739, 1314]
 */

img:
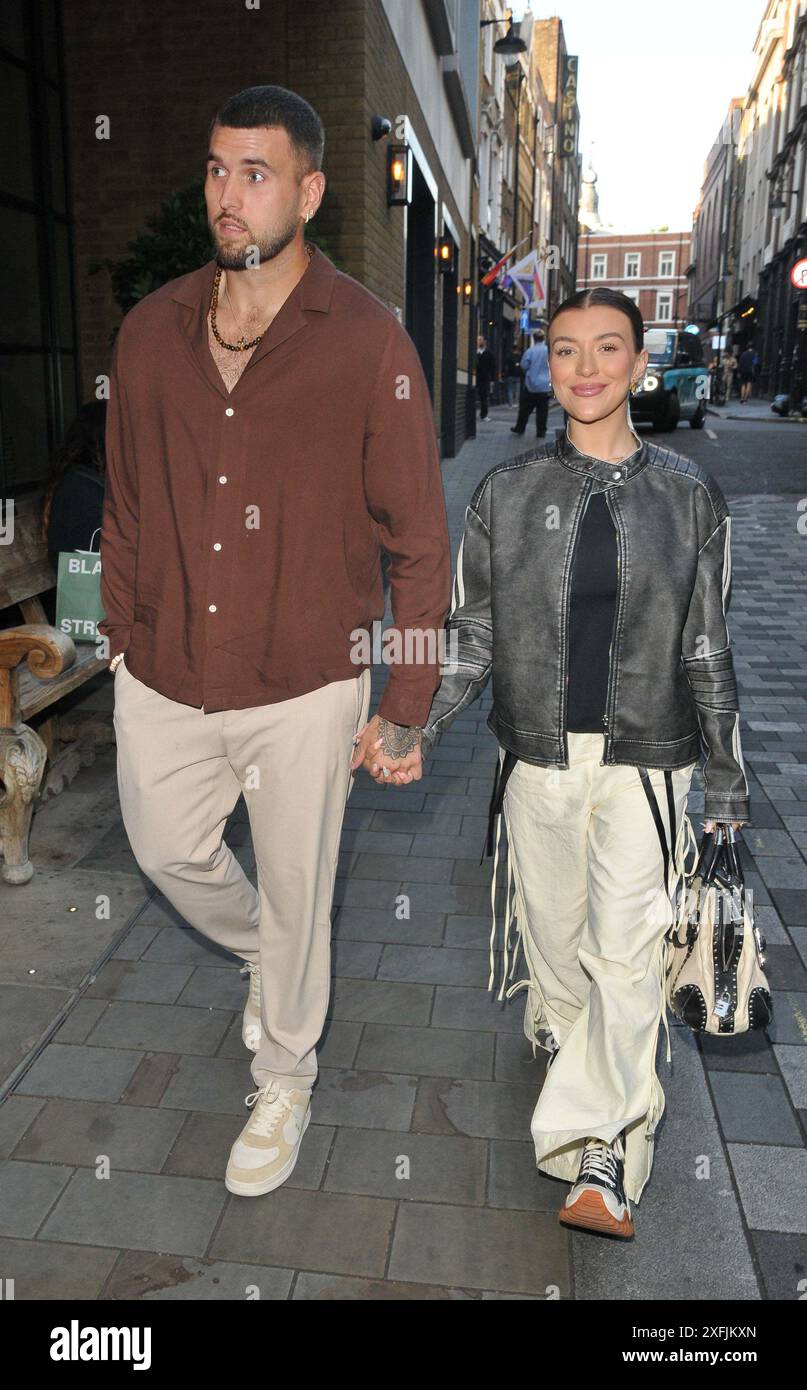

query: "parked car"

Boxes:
[630, 328, 708, 431]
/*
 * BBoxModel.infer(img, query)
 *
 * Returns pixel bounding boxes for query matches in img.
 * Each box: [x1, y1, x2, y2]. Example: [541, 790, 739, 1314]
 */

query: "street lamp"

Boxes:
[480, 12, 528, 56]
[769, 187, 801, 214]
[386, 144, 411, 205]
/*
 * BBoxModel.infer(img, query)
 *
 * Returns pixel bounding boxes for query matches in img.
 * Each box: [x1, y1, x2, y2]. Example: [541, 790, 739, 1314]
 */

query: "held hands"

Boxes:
[350, 715, 424, 785]
[703, 819, 746, 833]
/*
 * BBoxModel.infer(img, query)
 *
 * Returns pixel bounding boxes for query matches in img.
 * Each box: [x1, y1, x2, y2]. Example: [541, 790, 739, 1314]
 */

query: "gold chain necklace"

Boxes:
[209, 244, 314, 352]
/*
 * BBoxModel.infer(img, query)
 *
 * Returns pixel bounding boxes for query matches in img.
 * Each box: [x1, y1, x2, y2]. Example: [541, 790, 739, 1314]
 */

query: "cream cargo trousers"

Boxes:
[499, 731, 696, 1204]
[113, 655, 371, 1092]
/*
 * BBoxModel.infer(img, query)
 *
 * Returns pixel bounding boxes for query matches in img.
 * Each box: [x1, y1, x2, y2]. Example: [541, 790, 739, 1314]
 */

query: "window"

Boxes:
[503, 136, 513, 187]
[625, 252, 640, 278]
[483, 9, 493, 81]
[623, 288, 640, 304]
[657, 292, 673, 322]
[591, 253, 607, 279]
[659, 250, 675, 277]
[0, 0, 77, 493]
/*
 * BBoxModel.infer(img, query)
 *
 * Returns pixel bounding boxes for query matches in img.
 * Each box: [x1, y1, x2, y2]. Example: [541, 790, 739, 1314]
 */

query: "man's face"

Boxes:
[205, 123, 317, 268]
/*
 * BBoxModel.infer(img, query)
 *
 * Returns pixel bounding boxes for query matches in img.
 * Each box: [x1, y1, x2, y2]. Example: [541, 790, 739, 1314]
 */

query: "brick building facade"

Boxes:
[2, 0, 481, 494]
[577, 230, 692, 329]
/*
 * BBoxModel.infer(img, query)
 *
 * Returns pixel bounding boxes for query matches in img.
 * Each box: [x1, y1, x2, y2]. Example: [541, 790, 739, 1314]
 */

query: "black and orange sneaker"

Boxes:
[558, 1131, 634, 1239]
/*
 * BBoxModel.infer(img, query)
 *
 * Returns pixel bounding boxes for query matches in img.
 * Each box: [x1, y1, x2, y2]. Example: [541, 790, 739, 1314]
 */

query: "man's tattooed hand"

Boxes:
[376, 719, 423, 758]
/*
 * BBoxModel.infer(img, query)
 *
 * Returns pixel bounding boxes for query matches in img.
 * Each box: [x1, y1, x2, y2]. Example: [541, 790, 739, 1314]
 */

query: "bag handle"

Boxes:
[75, 527, 101, 555]
[638, 766, 676, 892]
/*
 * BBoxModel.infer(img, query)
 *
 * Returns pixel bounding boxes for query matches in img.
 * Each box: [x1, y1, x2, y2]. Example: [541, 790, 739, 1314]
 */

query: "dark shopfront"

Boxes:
[756, 220, 807, 401]
[478, 232, 522, 407]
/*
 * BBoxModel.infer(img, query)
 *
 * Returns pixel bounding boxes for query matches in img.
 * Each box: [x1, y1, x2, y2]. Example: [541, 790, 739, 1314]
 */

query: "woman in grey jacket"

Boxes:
[388, 287, 750, 1241]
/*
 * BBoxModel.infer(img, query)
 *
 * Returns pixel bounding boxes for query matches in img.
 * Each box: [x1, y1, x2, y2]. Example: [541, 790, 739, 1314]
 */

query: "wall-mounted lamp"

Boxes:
[769, 187, 800, 215]
[461, 278, 472, 303]
[387, 144, 411, 205]
[371, 115, 391, 142]
[436, 236, 455, 274]
[480, 12, 528, 55]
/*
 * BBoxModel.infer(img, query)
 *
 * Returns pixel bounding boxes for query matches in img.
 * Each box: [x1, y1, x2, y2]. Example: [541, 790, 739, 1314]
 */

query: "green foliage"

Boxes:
[89, 177, 342, 334]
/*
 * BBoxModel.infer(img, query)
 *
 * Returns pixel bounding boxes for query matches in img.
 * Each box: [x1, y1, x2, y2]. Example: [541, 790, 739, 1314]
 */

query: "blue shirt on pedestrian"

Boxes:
[521, 341, 550, 393]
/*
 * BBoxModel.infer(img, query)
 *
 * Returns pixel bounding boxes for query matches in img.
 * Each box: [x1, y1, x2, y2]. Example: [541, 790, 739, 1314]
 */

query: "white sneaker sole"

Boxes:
[224, 1107, 311, 1197]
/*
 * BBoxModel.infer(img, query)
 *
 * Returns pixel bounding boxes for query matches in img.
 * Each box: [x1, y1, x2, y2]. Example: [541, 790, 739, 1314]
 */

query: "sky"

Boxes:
[510, 0, 767, 231]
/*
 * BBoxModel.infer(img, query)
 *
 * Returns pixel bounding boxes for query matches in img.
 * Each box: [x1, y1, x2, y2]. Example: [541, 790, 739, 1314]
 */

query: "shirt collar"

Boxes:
[168, 240, 338, 401]
[556, 421, 648, 484]
[167, 239, 337, 315]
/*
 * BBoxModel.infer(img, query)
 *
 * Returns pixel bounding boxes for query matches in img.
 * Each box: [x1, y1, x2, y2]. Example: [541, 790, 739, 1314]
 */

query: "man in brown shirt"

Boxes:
[99, 85, 451, 1197]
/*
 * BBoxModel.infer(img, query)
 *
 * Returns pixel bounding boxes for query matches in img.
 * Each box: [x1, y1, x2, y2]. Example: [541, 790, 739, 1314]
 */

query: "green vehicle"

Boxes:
[631, 327, 709, 432]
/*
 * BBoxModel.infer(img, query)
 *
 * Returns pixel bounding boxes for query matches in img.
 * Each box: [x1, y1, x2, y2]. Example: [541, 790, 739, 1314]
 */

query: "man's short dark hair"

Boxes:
[534, 330, 545, 342]
[208, 85, 325, 181]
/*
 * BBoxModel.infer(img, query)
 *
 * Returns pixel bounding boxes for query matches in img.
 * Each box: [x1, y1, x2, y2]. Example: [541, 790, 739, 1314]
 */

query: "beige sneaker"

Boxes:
[240, 962, 261, 1053]
[225, 1080, 311, 1196]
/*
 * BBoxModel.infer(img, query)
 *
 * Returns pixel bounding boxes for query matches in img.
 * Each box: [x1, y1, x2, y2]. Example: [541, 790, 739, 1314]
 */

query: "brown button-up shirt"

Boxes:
[98, 241, 451, 726]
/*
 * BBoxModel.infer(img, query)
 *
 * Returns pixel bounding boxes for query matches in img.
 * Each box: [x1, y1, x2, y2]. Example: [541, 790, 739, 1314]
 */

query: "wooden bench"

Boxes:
[0, 490, 112, 884]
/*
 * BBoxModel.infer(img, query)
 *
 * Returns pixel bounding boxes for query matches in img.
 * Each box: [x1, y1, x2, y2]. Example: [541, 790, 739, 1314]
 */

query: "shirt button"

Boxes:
[208, 604, 217, 612]
[218, 475, 227, 484]
[213, 542, 222, 551]
[613, 470, 622, 479]
[225, 407, 234, 416]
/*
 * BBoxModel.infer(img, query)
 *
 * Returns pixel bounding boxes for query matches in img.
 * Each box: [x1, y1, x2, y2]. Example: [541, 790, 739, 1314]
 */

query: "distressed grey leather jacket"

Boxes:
[421, 428, 751, 824]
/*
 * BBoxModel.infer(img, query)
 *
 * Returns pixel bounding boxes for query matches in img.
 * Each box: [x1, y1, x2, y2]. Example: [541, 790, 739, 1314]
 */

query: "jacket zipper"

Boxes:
[560, 481, 593, 766]
[600, 490, 624, 766]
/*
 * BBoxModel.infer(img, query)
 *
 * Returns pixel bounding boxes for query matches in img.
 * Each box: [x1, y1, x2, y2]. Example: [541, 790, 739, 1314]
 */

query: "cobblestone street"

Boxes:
[1, 403, 805, 1300]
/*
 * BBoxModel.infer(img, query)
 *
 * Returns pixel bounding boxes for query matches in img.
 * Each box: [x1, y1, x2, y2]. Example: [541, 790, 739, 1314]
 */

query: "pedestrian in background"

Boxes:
[511, 328, 551, 436]
[476, 334, 496, 419]
[504, 348, 522, 406]
[42, 400, 107, 568]
[738, 345, 754, 403]
[723, 349, 737, 401]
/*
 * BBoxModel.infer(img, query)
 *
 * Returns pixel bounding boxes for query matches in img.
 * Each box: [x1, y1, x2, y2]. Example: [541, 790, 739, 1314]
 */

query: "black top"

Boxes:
[483, 488, 618, 857]
[566, 490, 618, 731]
[476, 348, 496, 385]
[46, 462, 105, 568]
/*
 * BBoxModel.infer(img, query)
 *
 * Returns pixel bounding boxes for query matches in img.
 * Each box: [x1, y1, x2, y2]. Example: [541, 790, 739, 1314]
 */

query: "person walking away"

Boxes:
[504, 349, 522, 406]
[738, 345, 754, 403]
[722, 349, 737, 402]
[512, 329, 551, 436]
[476, 335, 496, 420]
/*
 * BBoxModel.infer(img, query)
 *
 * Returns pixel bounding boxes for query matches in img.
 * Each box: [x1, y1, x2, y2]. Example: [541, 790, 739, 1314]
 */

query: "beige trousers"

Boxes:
[497, 732, 697, 1204]
[112, 654, 371, 1092]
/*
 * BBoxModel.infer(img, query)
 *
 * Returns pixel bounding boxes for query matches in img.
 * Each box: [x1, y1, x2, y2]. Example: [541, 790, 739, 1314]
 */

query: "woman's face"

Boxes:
[548, 305, 647, 424]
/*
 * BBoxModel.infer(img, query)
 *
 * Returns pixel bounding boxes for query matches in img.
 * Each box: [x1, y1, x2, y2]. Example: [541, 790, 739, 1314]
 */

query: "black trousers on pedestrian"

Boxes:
[477, 380, 491, 419]
[514, 389, 549, 435]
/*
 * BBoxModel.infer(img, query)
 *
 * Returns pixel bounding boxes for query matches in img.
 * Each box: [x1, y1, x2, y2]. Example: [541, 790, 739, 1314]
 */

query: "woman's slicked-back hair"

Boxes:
[547, 286, 644, 353]
[208, 85, 325, 181]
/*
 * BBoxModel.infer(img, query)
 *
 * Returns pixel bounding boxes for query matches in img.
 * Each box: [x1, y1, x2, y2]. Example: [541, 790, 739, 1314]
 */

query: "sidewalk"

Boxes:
[0, 401, 804, 1300]
[708, 398, 807, 423]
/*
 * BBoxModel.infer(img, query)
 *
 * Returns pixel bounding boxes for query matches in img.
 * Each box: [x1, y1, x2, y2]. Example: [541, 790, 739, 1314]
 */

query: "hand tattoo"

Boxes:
[376, 719, 422, 758]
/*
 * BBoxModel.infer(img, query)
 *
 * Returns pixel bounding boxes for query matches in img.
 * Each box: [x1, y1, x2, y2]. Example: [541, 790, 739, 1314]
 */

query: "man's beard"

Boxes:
[211, 212, 300, 270]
